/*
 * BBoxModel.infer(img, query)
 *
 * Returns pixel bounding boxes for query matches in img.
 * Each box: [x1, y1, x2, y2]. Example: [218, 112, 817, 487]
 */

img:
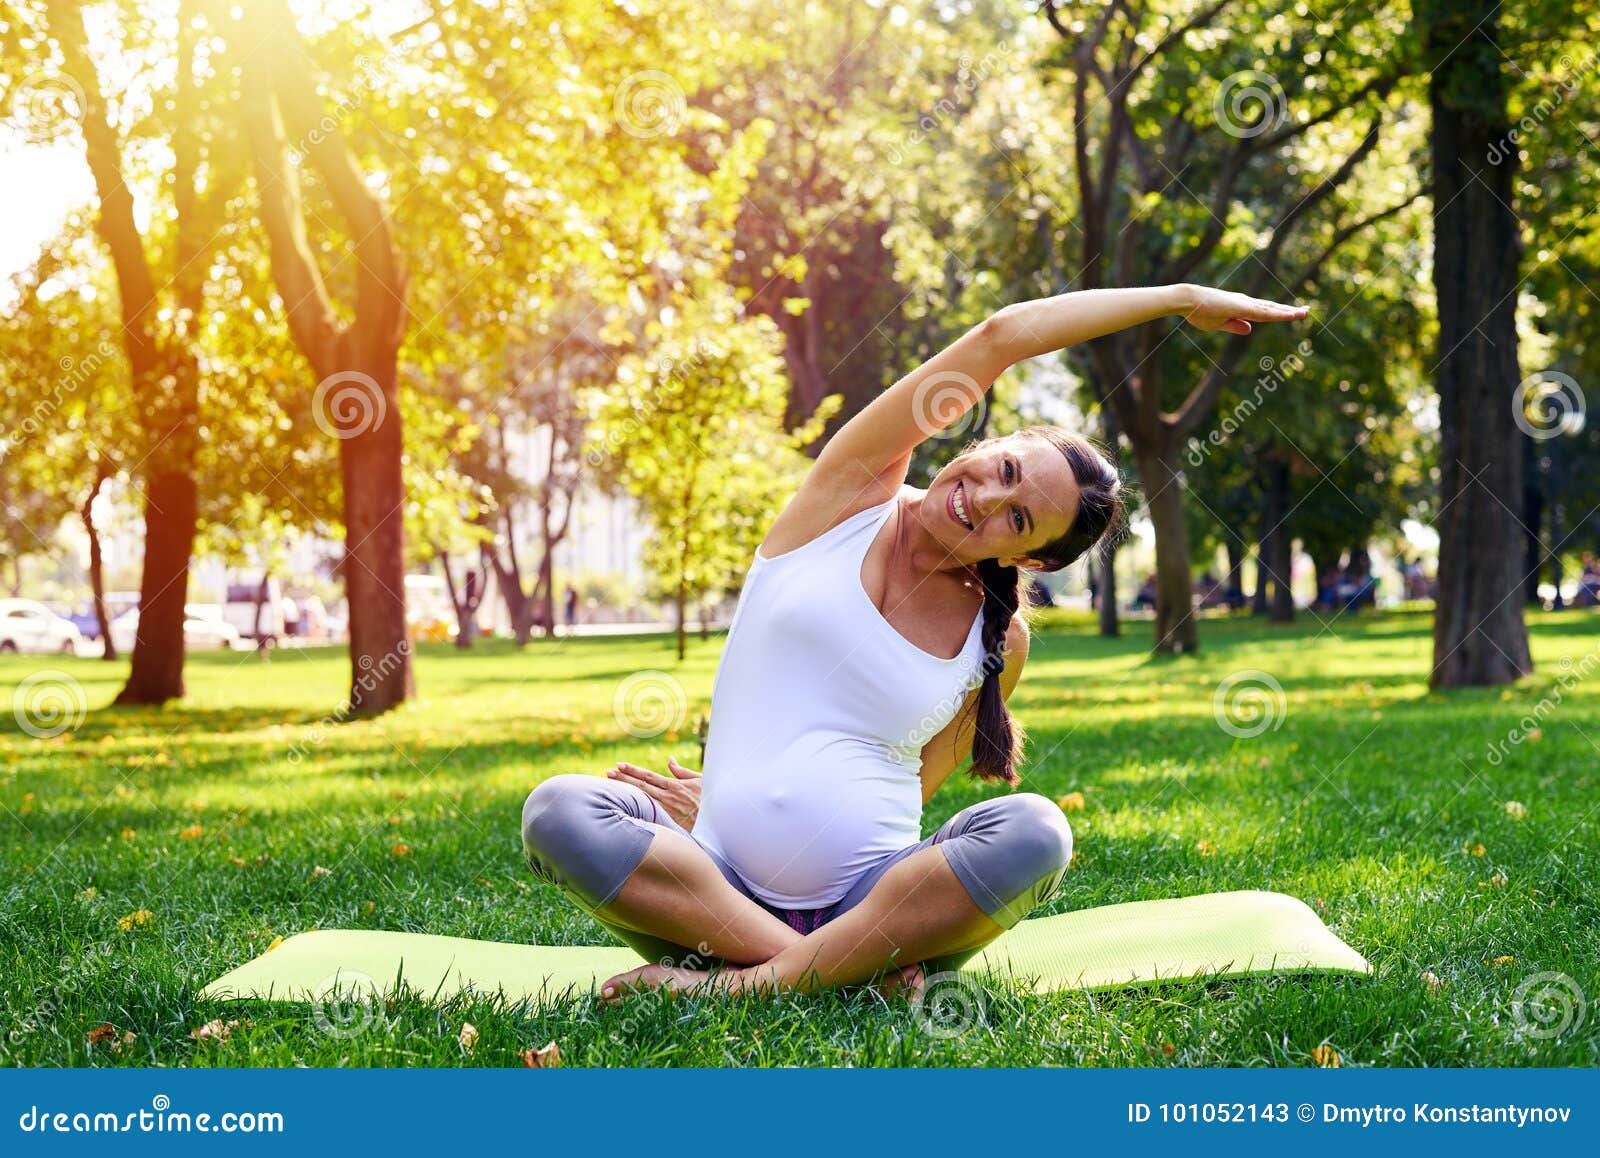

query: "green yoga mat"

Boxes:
[198, 890, 1369, 1005]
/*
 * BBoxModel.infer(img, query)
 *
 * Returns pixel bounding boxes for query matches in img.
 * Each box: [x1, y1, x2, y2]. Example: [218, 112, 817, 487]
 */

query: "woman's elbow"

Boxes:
[971, 306, 1019, 358]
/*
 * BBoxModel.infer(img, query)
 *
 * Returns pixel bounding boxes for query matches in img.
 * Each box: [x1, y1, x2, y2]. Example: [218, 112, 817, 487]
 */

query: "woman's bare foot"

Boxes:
[598, 963, 709, 1004]
[874, 962, 926, 1001]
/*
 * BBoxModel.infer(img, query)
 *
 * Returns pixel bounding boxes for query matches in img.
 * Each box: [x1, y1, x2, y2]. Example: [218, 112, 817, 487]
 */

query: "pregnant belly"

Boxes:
[704, 745, 922, 908]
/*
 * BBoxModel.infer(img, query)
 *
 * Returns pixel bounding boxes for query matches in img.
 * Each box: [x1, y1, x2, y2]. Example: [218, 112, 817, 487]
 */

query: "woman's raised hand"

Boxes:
[1178, 285, 1309, 335]
[608, 757, 702, 830]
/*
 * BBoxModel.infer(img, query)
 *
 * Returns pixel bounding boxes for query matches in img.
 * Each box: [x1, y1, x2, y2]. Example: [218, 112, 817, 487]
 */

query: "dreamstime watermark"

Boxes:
[284, 639, 412, 764]
[910, 971, 987, 1039]
[5, 72, 84, 143]
[12, 670, 87, 739]
[1511, 971, 1587, 1040]
[587, 338, 716, 467]
[311, 371, 387, 439]
[285, 53, 401, 167]
[1212, 669, 1286, 738]
[1213, 70, 1287, 139]
[1186, 339, 1315, 466]
[613, 670, 688, 739]
[911, 370, 986, 442]
[1512, 370, 1586, 441]
[2, 342, 118, 453]
[891, 645, 1004, 760]
[613, 71, 686, 139]
[1488, 48, 1600, 165]
[883, 45, 1015, 165]
[311, 971, 385, 1039]
[1486, 642, 1600, 766]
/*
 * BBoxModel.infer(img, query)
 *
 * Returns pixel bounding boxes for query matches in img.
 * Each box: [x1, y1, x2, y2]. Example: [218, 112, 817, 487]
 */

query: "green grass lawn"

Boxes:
[3, 609, 1597, 1067]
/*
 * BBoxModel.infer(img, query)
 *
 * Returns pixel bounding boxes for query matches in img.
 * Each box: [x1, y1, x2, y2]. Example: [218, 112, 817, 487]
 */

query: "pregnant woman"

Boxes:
[522, 283, 1309, 999]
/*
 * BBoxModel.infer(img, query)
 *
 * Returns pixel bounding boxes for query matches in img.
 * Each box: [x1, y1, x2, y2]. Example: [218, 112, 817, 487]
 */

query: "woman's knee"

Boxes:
[521, 774, 654, 906]
[944, 792, 1073, 927]
[1000, 792, 1074, 882]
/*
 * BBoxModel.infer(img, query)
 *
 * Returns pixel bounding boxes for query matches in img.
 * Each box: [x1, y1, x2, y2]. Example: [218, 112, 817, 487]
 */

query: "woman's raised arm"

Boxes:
[763, 284, 1306, 556]
[815, 283, 1307, 482]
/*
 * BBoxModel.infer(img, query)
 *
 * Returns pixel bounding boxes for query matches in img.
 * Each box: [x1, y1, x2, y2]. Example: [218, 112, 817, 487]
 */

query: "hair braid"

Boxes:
[969, 556, 1023, 784]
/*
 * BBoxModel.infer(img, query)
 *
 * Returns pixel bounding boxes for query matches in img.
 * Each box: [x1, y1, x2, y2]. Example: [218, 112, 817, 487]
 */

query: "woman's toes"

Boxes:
[874, 962, 926, 1001]
[598, 963, 702, 1004]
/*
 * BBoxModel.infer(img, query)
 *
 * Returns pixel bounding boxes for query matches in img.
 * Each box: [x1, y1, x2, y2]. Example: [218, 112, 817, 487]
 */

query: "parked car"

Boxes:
[0, 599, 84, 654]
[109, 605, 245, 653]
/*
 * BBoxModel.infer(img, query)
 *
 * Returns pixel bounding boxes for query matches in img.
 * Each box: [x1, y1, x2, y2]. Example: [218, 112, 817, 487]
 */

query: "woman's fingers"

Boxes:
[666, 756, 701, 779]
[610, 761, 670, 786]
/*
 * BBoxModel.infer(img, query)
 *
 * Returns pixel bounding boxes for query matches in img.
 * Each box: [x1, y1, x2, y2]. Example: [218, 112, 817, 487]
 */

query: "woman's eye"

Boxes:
[1003, 459, 1015, 484]
[1012, 509, 1024, 533]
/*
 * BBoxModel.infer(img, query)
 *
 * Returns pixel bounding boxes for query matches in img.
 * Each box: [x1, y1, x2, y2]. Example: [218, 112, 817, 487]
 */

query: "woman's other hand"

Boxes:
[1177, 284, 1309, 335]
[608, 757, 702, 830]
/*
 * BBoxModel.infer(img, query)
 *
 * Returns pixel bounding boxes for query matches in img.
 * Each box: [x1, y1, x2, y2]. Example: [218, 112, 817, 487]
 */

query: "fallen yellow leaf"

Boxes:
[179, 824, 204, 840]
[1196, 840, 1216, 858]
[1492, 955, 1515, 968]
[1311, 1044, 1341, 1068]
[116, 909, 153, 931]
[265, 935, 284, 953]
[1057, 791, 1086, 812]
[521, 1040, 562, 1068]
[459, 1022, 479, 1054]
[1421, 971, 1444, 991]
[391, 843, 413, 858]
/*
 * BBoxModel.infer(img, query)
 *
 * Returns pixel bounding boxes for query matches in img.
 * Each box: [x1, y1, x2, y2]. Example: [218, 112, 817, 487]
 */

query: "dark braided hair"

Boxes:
[965, 427, 1124, 784]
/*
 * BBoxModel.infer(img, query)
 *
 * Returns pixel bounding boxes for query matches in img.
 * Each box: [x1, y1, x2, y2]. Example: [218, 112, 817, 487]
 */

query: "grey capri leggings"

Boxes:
[521, 774, 1074, 968]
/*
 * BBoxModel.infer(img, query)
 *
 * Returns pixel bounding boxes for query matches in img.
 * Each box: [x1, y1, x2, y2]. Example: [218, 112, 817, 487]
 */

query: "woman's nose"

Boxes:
[971, 485, 1000, 522]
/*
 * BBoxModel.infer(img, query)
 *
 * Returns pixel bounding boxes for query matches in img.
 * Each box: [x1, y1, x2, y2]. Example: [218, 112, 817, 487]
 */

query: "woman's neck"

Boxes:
[896, 490, 975, 579]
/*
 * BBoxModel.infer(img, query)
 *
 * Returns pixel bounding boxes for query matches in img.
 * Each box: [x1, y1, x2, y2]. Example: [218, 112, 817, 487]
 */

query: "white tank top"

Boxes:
[692, 496, 991, 908]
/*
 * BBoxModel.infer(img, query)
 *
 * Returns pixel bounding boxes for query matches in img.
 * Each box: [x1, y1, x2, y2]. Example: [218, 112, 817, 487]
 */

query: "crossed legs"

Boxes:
[520, 774, 1073, 997]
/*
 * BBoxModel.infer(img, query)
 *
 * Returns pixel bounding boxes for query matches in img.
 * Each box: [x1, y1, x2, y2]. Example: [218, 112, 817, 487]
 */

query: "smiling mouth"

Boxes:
[947, 479, 974, 530]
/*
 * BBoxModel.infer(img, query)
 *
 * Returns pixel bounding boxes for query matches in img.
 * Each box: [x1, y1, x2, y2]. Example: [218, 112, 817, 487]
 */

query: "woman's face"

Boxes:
[920, 434, 1081, 568]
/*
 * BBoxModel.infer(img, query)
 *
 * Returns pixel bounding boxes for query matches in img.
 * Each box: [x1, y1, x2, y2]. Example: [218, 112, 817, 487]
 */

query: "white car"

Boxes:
[0, 599, 84, 655]
[109, 606, 246, 653]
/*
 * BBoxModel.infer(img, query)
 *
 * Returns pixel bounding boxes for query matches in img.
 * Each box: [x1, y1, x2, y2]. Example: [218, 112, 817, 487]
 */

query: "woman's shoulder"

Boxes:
[757, 468, 916, 560]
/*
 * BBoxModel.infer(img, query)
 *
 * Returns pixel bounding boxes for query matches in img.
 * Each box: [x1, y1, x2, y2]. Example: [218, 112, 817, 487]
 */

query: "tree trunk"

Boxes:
[534, 551, 556, 640]
[1223, 535, 1244, 609]
[1521, 439, 1544, 605]
[1423, 0, 1533, 687]
[81, 473, 116, 661]
[340, 403, 414, 714]
[1262, 459, 1295, 624]
[252, 571, 271, 646]
[1097, 406, 1121, 636]
[114, 471, 196, 704]
[490, 517, 537, 646]
[1251, 542, 1269, 614]
[438, 553, 478, 650]
[1269, 535, 1296, 624]
[1137, 447, 1198, 653]
[675, 582, 687, 662]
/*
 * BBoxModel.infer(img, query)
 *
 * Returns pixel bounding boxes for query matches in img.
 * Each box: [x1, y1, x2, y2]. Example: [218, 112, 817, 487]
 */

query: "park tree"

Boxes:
[11, 0, 246, 701]
[591, 286, 837, 660]
[1417, 0, 1534, 686]
[1184, 196, 1432, 622]
[0, 230, 130, 655]
[1503, 22, 1600, 603]
[232, 0, 413, 713]
[706, 0, 1017, 436]
[1036, 0, 1420, 653]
